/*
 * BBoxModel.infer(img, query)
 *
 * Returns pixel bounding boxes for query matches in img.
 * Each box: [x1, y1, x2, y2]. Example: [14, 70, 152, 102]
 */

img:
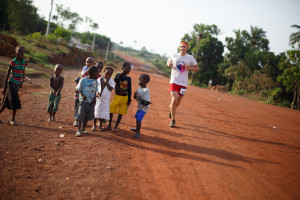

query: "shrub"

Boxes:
[54, 27, 71, 42]
[268, 88, 283, 103]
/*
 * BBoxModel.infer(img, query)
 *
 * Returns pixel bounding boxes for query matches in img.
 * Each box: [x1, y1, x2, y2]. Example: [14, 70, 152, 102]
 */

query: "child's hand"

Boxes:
[96, 92, 100, 97]
[56, 91, 60, 96]
[133, 91, 137, 99]
[2, 88, 6, 95]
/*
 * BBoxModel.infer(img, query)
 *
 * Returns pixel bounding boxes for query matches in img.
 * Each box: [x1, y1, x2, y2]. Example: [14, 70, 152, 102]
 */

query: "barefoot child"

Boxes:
[0, 46, 27, 125]
[107, 62, 132, 132]
[92, 67, 115, 131]
[74, 66, 99, 137]
[47, 64, 64, 122]
[130, 74, 151, 138]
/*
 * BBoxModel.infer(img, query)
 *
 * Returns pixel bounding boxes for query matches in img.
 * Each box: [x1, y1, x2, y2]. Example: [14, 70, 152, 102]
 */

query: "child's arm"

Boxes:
[2, 65, 12, 95]
[49, 76, 56, 93]
[78, 90, 87, 101]
[56, 77, 64, 96]
[20, 67, 25, 88]
[127, 77, 132, 106]
[105, 78, 113, 91]
[133, 91, 137, 99]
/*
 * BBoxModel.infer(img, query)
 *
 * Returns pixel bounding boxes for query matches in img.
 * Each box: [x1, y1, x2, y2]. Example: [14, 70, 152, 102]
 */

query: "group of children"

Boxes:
[47, 57, 151, 138]
[0, 47, 151, 138]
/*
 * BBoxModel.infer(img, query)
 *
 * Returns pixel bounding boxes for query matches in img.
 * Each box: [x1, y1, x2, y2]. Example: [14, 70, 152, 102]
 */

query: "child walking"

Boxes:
[0, 46, 27, 125]
[74, 66, 99, 137]
[47, 64, 64, 122]
[130, 74, 151, 138]
[107, 62, 132, 132]
[92, 67, 115, 131]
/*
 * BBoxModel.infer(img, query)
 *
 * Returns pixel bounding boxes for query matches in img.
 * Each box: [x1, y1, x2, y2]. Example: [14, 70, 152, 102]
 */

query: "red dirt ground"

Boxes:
[0, 53, 300, 200]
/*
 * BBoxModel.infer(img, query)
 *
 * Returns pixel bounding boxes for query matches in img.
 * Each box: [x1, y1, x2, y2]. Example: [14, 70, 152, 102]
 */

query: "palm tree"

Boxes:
[289, 24, 300, 49]
[46, 0, 53, 35]
[91, 22, 99, 51]
[55, 4, 63, 26]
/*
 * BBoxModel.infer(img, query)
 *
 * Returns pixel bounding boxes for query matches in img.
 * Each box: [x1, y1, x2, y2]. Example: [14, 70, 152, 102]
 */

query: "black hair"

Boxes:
[75, 77, 80, 83]
[88, 66, 99, 75]
[97, 62, 104, 68]
[104, 66, 114, 74]
[140, 74, 150, 84]
[122, 62, 131, 69]
[16, 46, 25, 52]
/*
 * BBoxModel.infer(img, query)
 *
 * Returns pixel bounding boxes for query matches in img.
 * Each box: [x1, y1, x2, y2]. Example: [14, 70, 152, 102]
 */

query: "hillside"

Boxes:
[0, 51, 300, 199]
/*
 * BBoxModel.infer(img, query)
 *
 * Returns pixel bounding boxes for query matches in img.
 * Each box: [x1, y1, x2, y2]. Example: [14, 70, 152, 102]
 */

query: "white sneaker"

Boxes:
[82, 130, 89, 134]
[76, 131, 82, 137]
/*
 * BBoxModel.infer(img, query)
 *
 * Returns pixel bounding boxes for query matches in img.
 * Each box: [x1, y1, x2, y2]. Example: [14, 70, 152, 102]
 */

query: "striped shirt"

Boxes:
[9, 57, 27, 84]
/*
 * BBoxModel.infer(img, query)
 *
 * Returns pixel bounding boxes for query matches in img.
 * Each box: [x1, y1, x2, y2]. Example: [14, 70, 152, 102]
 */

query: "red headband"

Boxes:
[180, 41, 189, 48]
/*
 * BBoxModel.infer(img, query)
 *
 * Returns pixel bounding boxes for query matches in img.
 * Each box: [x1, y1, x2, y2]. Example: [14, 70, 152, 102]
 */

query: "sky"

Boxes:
[32, 0, 300, 57]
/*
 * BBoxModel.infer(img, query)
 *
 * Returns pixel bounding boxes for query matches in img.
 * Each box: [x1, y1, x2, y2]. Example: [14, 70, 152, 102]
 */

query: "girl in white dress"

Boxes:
[92, 67, 115, 131]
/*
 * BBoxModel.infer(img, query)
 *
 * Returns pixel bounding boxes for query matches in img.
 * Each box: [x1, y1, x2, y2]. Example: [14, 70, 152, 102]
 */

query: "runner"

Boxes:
[167, 41, 198, 127]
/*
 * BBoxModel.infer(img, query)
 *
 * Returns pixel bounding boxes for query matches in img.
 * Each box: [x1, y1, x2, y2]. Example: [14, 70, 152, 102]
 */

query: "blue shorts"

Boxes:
[135, 110, 146, 122]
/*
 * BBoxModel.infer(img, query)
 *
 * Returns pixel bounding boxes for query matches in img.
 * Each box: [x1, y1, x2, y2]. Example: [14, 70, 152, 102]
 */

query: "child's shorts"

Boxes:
[110, 95, 128, 115]
[135, 110, 146, 122]
[47, 92, 61, 113]
[169, 83, 187, 96]
[74, 101, 95, 122]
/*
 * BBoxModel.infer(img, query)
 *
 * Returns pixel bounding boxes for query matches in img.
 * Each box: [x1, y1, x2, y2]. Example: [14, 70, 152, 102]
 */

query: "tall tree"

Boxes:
[91, 22, 99, 51]
[46, 0, 54, 35]
[289, 24, 300, 49]
[7, 0, 39, 34]
[277, 50, 300, 109]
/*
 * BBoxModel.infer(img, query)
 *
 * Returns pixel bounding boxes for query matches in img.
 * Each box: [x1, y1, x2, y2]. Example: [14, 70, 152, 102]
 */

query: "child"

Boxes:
[47, 64, 64, 122]
[107, 62, 132, 132]
[81, 57, 95, 76]
[0, 46, 27, 125]
[82, 62, 103, 79]
[92, 67, 115, 131]
[130, 74, 151, 138]
[74, 66, 99, 137]
[72, 77, 80, 127]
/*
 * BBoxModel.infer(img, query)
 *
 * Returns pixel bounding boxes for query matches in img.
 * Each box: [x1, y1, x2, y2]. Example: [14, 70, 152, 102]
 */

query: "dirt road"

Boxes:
[0, 55, 300, 199]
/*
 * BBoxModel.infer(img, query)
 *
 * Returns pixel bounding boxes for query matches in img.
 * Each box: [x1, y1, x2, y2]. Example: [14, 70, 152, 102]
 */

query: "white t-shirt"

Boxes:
[168, 53, 197, 87]
[81, 66, 88, 76]
[136, 86, 150, 112]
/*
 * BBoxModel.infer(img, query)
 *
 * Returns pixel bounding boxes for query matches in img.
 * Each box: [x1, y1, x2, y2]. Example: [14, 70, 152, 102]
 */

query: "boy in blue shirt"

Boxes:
[74, 66, 99, 137]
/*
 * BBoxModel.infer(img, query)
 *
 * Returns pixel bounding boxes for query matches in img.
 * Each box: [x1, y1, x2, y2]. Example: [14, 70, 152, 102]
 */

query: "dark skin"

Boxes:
[108, 66, 131, 131]
[77, 71, 99, 133]
[93, 69, 113, 130]
[48, 65, 63, 122]
[0, 47, 25, 122]
[133, 75, 148, 134]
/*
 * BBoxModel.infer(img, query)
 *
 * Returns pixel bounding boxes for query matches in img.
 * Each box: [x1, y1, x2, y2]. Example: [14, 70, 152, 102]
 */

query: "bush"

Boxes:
[31, 32, 42, 40]
[54, 27, 71, 42]
[45, 33, 59, 43]
[268, 88, 283, 103]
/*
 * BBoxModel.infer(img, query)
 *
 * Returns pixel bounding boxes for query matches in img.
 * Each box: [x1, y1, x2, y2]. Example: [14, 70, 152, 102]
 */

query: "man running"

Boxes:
[167, 41, 198, 127]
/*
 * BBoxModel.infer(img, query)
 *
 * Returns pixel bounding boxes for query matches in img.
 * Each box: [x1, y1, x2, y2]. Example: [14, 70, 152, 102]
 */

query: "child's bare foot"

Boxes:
[91, 126, 96, 131]
[103, 126, 111, 131]
[112, 127, 118, 132]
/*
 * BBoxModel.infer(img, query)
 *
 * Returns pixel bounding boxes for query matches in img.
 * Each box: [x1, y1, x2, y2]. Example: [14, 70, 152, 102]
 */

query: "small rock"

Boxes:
[55, 142, 60, 146]
[58, 126, 63, 129]
[273, 126, 277, 129]
[22, 146, 28, 148]
[59, 134, 64, 138]
[39, 158, 44, 163]
[65, 177, 69, 180]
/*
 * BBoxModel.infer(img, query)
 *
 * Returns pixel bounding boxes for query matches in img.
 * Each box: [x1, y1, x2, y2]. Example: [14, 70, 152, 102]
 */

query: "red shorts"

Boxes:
[169, 83, 187, 96]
